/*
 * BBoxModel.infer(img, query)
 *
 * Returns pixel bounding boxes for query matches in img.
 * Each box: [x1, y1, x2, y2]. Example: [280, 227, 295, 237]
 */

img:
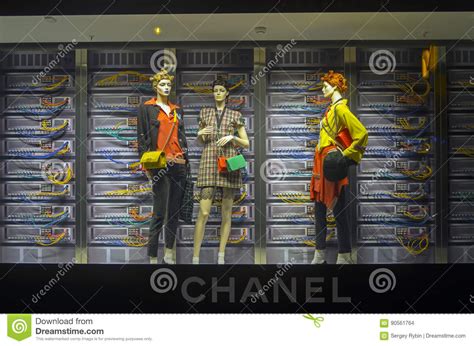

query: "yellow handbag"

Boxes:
[140, 151, 167, 169]
[140, 111, 177, 170]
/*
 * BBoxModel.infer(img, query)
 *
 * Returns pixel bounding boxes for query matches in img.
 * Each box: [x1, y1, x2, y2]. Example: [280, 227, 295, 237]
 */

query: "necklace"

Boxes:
[216, 107, 226, 130]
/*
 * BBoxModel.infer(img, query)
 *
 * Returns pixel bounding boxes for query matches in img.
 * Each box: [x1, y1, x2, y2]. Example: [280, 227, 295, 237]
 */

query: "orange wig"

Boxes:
[321, 70, 348, 93]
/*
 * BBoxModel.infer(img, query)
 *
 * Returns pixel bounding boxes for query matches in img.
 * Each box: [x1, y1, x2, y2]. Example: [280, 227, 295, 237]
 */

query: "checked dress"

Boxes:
[196, 107, 246, 189]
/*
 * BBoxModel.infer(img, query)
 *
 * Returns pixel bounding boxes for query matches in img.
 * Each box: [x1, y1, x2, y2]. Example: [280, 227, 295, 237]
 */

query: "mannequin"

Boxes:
[309, 70, 368, 265]
[193, 79, 249, 264]
[137, 69, 190, 264]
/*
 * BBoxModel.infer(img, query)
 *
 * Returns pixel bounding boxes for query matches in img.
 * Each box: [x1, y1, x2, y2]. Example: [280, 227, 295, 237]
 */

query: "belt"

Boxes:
[168, 157, 186, 165]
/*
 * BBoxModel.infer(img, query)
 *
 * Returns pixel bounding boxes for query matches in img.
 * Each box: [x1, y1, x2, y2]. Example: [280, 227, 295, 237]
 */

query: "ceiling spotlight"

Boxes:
[44, 16, 57, 24]
[154, 26, 162, 36]
[255, 26, 267, 35]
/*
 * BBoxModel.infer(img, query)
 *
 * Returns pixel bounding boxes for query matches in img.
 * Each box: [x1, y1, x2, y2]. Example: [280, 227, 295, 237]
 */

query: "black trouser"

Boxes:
[314, 186, 351, 253]
[148, 163, 187, 257]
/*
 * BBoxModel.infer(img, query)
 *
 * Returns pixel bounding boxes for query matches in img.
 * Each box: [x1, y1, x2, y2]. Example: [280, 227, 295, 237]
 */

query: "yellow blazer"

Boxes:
[318, 99, 368, 163]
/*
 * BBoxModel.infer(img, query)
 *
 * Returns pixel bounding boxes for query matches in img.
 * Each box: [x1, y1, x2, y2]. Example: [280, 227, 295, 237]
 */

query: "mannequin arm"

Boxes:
[337, 104, 368, 163]
[197, 129, 212, 145]
[231, 125, 249, 149]
[196, 109, 212, 145]
[137, 103, 149, 160]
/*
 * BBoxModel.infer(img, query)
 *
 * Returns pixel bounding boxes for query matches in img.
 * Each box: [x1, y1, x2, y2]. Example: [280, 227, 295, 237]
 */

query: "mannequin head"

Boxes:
[321, 70, 348, 98]
[212, 78, 230, 103]
[150, 69, 174, 98]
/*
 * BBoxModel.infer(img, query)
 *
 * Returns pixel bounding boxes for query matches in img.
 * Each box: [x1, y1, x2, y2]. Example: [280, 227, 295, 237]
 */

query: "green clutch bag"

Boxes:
[226, 154, 247, 172]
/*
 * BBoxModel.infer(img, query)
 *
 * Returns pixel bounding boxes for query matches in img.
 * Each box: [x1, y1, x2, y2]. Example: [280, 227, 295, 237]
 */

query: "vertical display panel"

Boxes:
[446, 46, 474, 263]
[0, 49, 77, 263]
[264, 48, 343, 264]
[86, 50, 156, 263]
[355, 48, 436, 263]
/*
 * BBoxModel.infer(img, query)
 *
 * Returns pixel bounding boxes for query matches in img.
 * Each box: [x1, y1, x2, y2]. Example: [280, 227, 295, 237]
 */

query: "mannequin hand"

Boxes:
[198, 126, 213, 136]
[216, 135, 234, 147]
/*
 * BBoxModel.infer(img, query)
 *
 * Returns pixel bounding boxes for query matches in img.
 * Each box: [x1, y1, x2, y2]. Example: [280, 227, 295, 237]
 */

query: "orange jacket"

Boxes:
[144, 98, 184, 160]
[310, 145, 349, 209]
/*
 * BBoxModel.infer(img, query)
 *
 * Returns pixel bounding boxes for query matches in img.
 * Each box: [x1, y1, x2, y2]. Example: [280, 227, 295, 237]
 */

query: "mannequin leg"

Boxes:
[315, 201, 328, 250]
[333, 187, 353, 264]
[333, 186, 351, 253]
[218, 188, 234, 256]
[193, 187, 215, 261]
[312, 200, 328, 264]
[163, 164, 187, 264]
[148, 169, 168, 258]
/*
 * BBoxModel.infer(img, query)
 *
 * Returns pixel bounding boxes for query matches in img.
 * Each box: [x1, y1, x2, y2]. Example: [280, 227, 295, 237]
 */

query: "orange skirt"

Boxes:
[310, 145, 349, 209]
